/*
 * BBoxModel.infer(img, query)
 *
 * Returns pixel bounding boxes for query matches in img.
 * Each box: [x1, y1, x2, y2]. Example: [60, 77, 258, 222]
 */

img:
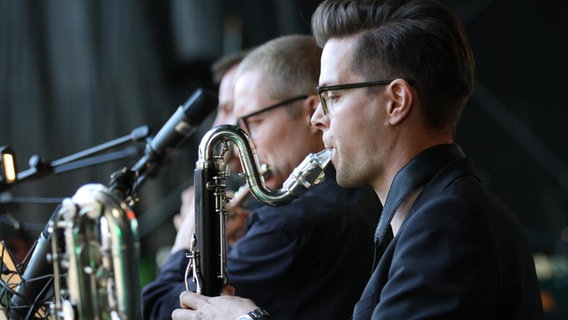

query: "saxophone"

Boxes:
[188, 124, 332, 295]
[4, 183, 141, 320]
[48, 183, 141, 320]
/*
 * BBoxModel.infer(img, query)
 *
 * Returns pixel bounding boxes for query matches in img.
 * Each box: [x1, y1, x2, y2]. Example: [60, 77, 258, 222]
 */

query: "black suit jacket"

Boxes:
[353, 144, 542, 319]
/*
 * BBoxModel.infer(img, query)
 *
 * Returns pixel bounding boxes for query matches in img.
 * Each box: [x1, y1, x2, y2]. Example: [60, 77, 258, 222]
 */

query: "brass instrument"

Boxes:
[4, 186, 141, 320]
[187, 124, 332, 295]
[48, 183, 141, 320]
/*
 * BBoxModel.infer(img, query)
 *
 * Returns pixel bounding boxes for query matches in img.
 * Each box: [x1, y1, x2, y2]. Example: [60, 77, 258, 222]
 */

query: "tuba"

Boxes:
[188, 124, 331, 295]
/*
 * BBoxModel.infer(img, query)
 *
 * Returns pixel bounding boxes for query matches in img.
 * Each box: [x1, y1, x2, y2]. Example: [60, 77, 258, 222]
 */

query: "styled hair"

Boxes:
[236, 34, 322, 103]
[211, 49, 252, 84]
[311, 0, 475, 130]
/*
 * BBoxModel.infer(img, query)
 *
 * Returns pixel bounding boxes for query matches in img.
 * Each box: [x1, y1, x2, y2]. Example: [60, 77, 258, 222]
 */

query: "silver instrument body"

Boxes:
[189, 124, 331, 295]
[49, 183, 141, 320]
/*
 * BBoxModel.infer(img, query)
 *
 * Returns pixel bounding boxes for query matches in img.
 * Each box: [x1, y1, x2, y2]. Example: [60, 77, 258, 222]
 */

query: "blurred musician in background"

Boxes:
[141, 48, 253, 318]
[171, 49, 255, 247]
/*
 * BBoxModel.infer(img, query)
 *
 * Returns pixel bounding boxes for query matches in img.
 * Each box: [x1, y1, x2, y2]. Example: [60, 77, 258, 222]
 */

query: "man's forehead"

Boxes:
[319, 37, 356, 85]
[234, 69, 265, 92]
[233, 70, 273, 116]
[219, 65, 239, 93]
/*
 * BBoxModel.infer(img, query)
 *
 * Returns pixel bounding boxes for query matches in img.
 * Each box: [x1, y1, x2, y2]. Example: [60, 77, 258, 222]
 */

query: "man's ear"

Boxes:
[386, 79, 414, 125]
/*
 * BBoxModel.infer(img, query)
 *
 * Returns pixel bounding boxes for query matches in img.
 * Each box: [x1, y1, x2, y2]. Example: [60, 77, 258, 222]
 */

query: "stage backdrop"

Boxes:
[1, 0, 567, 317]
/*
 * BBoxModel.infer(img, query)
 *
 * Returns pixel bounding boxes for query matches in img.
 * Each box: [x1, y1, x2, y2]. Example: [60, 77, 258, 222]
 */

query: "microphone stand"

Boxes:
[5, 125, 150, 190]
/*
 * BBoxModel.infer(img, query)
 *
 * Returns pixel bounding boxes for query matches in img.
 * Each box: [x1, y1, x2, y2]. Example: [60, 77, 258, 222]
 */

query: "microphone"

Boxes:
[132, 88, 217, 177]
[9, 208, 59, 319]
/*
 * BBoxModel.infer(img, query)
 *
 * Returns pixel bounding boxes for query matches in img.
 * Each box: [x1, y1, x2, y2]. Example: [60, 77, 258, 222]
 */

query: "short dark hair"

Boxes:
[211, 49, 252, 84]
[311, 0, 475, 131]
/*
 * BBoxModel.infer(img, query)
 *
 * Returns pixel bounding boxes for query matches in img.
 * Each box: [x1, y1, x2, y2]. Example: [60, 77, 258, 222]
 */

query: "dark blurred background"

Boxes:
[1, 0, 567, 318]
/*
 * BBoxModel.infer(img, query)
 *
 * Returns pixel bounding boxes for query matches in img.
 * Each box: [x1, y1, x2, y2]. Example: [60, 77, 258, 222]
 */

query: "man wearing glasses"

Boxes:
[173, 0, 542, 319]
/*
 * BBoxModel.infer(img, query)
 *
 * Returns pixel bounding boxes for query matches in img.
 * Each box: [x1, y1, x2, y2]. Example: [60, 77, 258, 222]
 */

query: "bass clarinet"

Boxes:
[188, 124, 332, 295]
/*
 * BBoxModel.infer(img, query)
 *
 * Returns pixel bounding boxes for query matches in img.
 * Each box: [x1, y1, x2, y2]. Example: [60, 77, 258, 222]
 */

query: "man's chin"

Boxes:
[336, 173, 361, 190]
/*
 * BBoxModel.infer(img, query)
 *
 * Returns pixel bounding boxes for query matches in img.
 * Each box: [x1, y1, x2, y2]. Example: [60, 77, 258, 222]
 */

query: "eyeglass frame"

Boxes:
[237, 95, 309, 135]
[316, 79, 416, 115]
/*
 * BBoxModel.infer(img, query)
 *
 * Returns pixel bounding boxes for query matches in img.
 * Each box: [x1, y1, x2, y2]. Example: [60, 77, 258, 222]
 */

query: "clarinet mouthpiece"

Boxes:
[283, 148, 332, 198]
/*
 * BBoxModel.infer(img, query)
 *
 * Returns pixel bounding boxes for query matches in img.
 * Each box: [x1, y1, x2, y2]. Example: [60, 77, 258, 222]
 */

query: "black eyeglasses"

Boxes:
[316, 79, 416, 114]
[238, 95, 308, 135]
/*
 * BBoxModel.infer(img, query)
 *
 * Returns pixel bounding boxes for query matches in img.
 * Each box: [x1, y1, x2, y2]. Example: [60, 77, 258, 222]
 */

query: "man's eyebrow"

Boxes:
[318, 78, 343, 87]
